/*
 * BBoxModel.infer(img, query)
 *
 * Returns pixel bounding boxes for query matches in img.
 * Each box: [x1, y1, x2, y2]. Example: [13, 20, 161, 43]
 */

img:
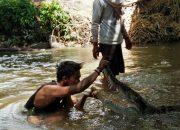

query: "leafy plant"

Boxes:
[39, 0, 72, 41]
[0, 0, 72, 47]
[0, 0, 37, 34]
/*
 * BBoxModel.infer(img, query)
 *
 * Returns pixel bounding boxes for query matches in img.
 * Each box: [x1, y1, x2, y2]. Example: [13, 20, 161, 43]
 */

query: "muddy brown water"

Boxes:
[0, 43, 180, 130]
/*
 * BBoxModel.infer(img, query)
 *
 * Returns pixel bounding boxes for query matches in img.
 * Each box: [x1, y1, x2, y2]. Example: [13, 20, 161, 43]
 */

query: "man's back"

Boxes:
[25, 81, 67, 112]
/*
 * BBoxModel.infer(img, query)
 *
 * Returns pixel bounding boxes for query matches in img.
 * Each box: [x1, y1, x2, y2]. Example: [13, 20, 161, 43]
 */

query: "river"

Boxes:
[0, 42, 180, 130]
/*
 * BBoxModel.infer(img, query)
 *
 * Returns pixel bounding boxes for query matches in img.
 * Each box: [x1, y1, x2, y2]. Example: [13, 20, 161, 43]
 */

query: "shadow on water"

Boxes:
[0, 43, 180, 130]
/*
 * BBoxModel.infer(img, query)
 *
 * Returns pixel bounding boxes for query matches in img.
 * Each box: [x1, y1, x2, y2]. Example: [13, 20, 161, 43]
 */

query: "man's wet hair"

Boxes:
[56, 60, 83, 81]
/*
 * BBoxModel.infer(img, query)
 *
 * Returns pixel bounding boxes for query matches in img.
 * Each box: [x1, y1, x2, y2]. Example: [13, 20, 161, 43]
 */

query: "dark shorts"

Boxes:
[26, 107, 51, 116]
[26, 107, 61, 116]
[99, 44, 125, 75]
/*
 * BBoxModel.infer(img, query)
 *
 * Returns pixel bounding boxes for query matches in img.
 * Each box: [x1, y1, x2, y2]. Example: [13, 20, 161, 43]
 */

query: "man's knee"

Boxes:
[27, 116, 43, 125]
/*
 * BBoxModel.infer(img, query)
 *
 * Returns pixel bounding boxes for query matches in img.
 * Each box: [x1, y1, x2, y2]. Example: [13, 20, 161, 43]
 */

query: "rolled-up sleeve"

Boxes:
[90, 0, 104, 43]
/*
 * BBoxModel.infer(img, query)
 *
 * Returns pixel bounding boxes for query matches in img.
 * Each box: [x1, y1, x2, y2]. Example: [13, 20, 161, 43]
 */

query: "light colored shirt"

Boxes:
[91, 0, 124, 45]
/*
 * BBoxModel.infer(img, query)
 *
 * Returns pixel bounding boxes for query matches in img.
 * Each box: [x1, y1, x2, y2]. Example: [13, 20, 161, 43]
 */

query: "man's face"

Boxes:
[67, 71, 81, 85]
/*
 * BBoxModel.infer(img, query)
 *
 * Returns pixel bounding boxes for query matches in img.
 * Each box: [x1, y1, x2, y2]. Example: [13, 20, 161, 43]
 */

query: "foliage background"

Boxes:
[0, 0, 72, 48]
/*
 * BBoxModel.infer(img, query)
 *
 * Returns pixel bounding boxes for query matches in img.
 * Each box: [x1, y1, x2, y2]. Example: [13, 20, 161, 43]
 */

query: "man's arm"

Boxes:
[90, 0, 103, 43]
[121, 20, 132, 50]
[74, 88, 98, 110]
[90, 0, 104, 59]
[42, 71, 99, 99]
[44, 59, 108, 98]
[68, 59, 109, 95]
[68, 71, 100, 94]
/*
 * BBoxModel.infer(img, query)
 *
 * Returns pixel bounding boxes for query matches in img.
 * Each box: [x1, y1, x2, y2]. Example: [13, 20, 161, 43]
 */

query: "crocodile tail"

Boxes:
[152, 105, 180, 114]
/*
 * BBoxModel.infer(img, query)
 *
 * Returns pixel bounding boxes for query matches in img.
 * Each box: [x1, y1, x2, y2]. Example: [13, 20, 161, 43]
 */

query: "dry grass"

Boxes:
[129, 0, 180, 44]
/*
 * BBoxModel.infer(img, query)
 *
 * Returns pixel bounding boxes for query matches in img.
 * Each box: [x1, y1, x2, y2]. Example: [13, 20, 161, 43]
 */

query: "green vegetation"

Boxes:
[0, 0, 72, 48]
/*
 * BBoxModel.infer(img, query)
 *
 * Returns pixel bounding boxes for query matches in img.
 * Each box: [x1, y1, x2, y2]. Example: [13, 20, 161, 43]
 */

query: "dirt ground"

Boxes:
[59, 0, 93, 19]
[60, 0, 137, 29]
[60, 0, 137, 45]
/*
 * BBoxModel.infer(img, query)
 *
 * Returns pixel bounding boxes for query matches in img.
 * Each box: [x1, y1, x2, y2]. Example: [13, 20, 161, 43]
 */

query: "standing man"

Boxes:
[90, 0, 132, 76]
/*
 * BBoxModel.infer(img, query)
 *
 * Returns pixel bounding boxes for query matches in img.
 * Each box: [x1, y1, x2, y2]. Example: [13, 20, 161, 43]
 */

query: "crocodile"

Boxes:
[95, 65, 180, 115]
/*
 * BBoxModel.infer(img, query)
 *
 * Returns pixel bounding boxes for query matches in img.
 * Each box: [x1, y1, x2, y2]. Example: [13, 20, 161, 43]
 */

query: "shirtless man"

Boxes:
[25, 59, 108, 124]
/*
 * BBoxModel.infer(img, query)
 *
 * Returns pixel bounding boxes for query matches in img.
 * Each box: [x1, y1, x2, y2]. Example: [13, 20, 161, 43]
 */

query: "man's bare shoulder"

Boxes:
[43, 84, 67, 91]
[41, 84, 71, 97]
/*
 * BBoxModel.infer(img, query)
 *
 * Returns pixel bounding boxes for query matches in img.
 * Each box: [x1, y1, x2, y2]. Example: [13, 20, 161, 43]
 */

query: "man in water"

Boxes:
[25, 59, 108, 124]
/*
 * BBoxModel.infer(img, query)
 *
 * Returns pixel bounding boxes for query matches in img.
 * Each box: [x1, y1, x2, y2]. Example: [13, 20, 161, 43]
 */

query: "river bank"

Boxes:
[1, 0, 179, 51]
[0, 0, 138, 51]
